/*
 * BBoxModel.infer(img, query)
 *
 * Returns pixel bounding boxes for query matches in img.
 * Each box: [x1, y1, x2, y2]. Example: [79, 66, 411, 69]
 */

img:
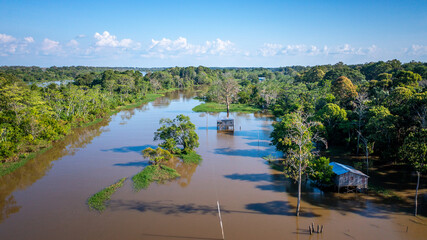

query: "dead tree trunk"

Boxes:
[415, 171, 420, 216]
[296, 159, 302, 216]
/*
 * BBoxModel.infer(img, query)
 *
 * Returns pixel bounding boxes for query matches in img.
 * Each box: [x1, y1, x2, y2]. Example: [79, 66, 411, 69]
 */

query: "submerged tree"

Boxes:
[209, 73, 240, 117]
[271, 111, 326, 216]
[154, 114, 199, 154]
[142, 147, 173, 165]
[399, 129, 427, 216]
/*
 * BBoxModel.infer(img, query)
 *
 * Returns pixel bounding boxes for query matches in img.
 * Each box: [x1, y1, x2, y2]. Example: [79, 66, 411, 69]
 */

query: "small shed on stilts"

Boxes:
[217, 119, 234, 131]
[329, 162, 369, 193]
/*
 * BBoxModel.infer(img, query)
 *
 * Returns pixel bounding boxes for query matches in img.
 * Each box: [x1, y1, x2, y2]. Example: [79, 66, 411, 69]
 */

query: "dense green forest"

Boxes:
[0, 66, 165, 83]
[1, 60, 427, 179]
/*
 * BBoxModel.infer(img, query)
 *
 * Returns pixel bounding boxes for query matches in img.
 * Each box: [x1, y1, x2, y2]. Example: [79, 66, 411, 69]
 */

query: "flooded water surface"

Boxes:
[0, 90, 426, 239]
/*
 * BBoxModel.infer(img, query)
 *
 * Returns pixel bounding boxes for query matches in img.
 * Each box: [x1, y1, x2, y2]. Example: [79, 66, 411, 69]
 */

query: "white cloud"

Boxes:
[258, 43, 377, 57]
[67, 39, 79, 47]
[94, 31, 133, 48]
[41, 38, 61, 54]
[0, 33, 16, 43]
[145, 37, 236, 58]
[24, 37, 34, 43]
[0, 33, 34, 56]
[150, 37, 190, 53]
[76, 34, 86, 39]
[406, 44, 427, 56]
[259, 43, 283, 57]
[205, 39, 235, 55]
[282, 45, 313, 55]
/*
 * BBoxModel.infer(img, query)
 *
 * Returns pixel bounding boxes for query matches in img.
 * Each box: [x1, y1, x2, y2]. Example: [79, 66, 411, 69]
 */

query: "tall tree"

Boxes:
[210, 74, 240, 117]
[399, 129, 427, 216]
[316, 103, 347, 140]
[271, 111, 326, 216]
[331, 76, 358, 107]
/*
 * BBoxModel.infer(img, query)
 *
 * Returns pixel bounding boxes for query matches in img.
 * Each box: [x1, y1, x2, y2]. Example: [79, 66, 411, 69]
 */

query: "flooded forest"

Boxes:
[1, 62, 427, 239]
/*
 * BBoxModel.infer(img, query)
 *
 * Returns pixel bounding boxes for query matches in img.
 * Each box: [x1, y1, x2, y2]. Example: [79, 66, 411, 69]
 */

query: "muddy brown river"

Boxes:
[0, 90, 426, 239]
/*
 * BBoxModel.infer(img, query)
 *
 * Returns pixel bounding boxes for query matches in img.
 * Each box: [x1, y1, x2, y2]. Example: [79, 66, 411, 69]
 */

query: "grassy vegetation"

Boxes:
[192, 102, 261, 113]
[368, 184, 403, 202]
[79, 117, 105, 128]
[158, 88, 179, 94]
[0, 146, 53, 177]
[132, 165, 180, 190]
[180, 151, 203, 164]
[110, 93, 165, 114]
[87, 177, 126, 211]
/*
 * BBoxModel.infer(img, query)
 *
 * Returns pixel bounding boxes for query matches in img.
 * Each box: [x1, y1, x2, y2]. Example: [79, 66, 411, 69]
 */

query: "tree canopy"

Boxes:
[154, 114, 199, 154]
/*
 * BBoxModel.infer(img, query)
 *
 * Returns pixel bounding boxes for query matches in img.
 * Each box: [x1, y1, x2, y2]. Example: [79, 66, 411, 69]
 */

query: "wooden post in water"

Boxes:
[217, 201, 225, 239]
[317, 225, 319, 233]
[320, 225, 323, 233]
[309, 225, 312, 235]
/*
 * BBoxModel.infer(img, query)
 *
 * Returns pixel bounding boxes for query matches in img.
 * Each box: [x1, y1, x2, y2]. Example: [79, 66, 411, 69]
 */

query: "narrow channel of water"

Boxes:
[0, 90, 426, 239]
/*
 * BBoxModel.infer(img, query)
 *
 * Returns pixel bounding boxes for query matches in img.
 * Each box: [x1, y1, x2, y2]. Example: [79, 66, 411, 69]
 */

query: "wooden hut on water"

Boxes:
[217, 119, 234, 131]
[329, 162, 369, 193]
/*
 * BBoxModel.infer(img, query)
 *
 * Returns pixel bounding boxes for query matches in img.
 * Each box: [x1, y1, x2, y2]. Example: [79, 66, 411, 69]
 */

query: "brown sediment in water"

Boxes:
[0, 90, 426, 240]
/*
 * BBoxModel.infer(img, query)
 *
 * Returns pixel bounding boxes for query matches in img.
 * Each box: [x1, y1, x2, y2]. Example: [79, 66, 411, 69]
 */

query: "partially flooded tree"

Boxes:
[142, 147, 173, 165]
[271, 111, 326, 216]
[154, 114, 199, 154]
[399, 129, 427, 216]
[209, 73, 240, 117]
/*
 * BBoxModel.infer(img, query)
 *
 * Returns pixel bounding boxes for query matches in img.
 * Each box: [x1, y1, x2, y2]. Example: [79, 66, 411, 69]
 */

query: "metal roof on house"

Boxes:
[329, 162, 369, 178]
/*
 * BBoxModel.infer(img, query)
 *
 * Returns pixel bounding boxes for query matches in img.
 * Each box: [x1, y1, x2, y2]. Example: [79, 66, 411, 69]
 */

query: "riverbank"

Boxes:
[0, 91, 173, 178]
[192, 102, 261, 113]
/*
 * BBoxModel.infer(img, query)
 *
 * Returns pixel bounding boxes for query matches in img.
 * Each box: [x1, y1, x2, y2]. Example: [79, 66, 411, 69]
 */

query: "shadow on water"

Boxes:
[225, 172, 399, 219]
[0, 119, 109, 223]
[246, 201, 320, 217]
[213, 148, 271, 158]
[114, 161, 149, 168]
[232, 130, 271, 141]
[246, 140, 271, 147]
[109, 200, 221, 215]
[101, 145, 157, 153]
[198, 126, 218, 131]
[224, 173, 272, 182]
[109, 199, 317, 218]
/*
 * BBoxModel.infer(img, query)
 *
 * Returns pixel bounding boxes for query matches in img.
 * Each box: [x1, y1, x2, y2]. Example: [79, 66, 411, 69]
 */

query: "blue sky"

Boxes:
[0, 0, 426, 67]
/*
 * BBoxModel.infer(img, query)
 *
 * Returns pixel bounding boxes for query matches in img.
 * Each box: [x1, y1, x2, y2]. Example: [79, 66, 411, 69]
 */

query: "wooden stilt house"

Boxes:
[217, 119, 234, 131]
[329, 162, 369, 192]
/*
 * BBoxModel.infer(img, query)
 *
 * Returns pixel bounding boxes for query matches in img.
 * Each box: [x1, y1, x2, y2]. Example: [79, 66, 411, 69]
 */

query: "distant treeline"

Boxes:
[0, 66, 167, 83]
